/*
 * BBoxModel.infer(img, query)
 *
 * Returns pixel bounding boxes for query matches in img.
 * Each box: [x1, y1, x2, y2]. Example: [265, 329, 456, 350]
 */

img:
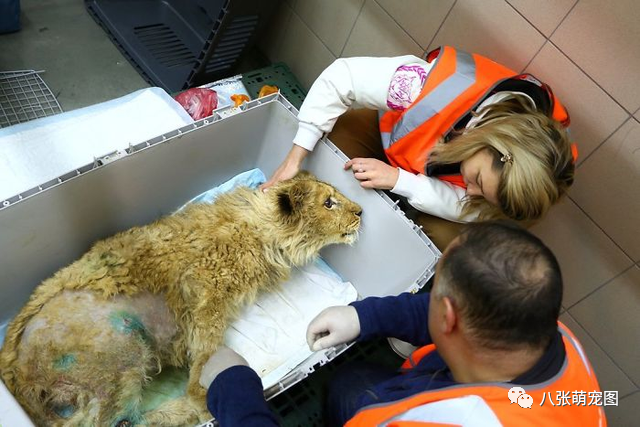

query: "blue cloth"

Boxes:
[178, 168, 266, 208]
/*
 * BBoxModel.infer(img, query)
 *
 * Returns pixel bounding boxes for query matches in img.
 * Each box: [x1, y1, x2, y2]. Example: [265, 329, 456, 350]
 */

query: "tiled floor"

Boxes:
[0, 0, 149, 111]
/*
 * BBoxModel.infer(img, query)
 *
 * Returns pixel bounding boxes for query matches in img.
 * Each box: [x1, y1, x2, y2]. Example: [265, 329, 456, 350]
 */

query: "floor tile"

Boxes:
[525, 42, 628, 161]
[428, 0, 545, 72]
[0, 0, 148, 111]
[530, 198, 633, 307]
[342, 0, 423, 58]
[376, 0, 454, 49]
[604, 390, 640, 427]
[551, 0, 640, 112]
[560, 313, 637, 397]
[295, 0, 365, 56]
[570, 118, 640, 260]
[507, 0, 576, 37]
[569, 266, 640, 385]
[276, 12, 337, 90]
[257, 2, 294, 63]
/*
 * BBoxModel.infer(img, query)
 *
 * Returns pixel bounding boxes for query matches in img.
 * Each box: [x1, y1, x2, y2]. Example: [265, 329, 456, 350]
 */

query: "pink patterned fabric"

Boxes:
[387, 64, 427, 111]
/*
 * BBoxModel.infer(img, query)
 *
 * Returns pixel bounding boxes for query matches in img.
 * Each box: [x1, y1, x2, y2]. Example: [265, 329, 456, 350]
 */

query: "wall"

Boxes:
[258, 0, 640, 424]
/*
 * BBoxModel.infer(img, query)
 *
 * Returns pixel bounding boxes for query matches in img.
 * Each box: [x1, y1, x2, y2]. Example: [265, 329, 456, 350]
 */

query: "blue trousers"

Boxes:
[325, 362, 398, 427]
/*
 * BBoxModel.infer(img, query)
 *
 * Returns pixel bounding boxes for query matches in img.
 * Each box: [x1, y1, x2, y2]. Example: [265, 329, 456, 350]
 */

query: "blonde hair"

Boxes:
[428, 94, 574, 222]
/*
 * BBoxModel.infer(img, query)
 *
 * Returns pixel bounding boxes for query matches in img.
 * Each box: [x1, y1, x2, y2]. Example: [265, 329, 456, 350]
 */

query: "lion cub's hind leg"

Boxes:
[13, 291, 163, 426]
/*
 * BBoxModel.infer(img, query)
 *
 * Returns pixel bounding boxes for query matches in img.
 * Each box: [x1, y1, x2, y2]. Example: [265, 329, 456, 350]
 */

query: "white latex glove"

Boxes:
[199, 346, 249, 389]
[306, 306, 361, 352]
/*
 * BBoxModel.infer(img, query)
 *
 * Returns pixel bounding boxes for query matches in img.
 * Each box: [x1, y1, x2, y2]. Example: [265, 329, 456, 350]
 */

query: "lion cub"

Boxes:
[0, 171, 362, 426]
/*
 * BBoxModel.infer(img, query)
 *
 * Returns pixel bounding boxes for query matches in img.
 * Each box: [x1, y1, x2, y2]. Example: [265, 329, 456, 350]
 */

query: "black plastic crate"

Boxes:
[85, 0, 280, 92]
[268, 338, 403, 427]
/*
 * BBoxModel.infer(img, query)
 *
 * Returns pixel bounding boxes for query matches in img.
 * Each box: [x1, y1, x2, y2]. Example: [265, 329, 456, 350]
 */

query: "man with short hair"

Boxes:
[201, 221, 606, 426]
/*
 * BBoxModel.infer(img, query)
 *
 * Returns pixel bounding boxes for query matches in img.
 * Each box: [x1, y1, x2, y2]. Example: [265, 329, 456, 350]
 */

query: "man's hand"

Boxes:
[199, 346, 249, 389]
[260, 145, 310, 191]
[306, 306, 361, 351]
[344, 158, 399, 190]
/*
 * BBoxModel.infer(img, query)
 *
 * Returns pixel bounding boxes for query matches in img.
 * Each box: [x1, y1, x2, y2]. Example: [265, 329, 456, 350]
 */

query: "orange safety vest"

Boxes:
[379, 46, 571, 189]
[346, 322, 606, 427]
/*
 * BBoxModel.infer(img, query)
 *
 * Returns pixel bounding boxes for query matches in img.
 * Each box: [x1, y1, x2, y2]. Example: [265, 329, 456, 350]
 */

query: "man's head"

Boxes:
[428, 220, 562, 354]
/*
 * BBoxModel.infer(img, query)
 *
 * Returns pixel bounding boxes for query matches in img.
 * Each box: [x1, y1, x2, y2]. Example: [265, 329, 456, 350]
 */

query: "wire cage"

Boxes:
[0, 70, 63, 128]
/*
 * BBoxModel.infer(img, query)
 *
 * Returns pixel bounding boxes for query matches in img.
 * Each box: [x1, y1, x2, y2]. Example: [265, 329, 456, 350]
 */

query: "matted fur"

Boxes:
[0, 172, 362, 426]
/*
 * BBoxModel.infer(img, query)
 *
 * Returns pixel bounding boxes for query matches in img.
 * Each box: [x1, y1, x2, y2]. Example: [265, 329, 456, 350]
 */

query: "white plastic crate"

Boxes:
[0, 94, 440, 425]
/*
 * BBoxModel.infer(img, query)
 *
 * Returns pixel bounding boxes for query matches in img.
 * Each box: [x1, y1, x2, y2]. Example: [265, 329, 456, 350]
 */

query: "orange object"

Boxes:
[230, 94, 250, 107]
[379, 46, 573, 186]
[571, 143, 579, 162]
[347, 322, 606, 427]
[258, 84, 279, 98]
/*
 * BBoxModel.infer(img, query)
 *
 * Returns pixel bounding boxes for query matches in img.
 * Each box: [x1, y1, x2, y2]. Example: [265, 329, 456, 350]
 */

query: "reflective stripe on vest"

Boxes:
[388, 50, 476, 148]
[380, 110, 392, 149]
[345, 322, 606, 427]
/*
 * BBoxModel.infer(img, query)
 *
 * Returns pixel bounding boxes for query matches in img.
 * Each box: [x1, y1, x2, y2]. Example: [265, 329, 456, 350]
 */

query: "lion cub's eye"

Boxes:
[324, 197, 336, 209]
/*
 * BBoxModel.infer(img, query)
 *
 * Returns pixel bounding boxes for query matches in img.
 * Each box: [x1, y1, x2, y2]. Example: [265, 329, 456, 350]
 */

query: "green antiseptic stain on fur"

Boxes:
[53, 354, 77, 371]
[140, 366, 189, 413]
[53, 404, 76, 418]
[108, 310, 150, 343]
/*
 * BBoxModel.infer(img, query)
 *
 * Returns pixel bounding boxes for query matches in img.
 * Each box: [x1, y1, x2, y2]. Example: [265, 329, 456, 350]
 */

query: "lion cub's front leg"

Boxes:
[142, 297, 235, 426]
[185, 300, 233, 407]
[144, 254, 270, 425]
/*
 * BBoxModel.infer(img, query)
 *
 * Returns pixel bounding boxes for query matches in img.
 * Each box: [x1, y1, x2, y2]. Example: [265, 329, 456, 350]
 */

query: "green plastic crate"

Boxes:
[242, 62, 307, 109]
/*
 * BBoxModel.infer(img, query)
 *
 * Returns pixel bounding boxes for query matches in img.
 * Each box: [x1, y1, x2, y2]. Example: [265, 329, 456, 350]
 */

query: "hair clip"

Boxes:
[500, 152, 513, 164]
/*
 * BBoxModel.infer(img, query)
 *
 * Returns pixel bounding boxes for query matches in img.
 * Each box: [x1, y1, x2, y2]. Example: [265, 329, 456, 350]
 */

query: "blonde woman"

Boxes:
[262, 46, 576, 249]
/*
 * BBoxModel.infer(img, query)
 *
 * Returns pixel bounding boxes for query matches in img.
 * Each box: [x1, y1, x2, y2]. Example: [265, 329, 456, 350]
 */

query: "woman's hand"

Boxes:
[344, 158, 399, 190]
[260, 145, 310, 191]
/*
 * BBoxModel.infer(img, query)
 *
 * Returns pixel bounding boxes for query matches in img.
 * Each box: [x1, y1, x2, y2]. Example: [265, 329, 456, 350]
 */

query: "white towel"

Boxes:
[224, 261, 358, 389]
[0, 87, 193, 201]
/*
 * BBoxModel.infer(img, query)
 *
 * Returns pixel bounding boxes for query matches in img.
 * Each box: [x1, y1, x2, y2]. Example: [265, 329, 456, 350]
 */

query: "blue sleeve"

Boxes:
[350, 292, 432, 346]
[206, 365, 279, 427]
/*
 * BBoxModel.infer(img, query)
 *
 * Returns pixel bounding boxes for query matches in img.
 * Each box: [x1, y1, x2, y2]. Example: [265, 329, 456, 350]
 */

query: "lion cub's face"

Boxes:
[276, 172, 362, 246]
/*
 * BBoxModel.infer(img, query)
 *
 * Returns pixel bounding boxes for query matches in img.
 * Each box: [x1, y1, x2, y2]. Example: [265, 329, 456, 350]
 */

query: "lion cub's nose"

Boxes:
[355, 210, 363, 217]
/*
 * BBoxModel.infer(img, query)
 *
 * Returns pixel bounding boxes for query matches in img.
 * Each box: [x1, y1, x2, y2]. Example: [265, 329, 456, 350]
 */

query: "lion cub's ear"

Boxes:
[277, 180, 312, 216]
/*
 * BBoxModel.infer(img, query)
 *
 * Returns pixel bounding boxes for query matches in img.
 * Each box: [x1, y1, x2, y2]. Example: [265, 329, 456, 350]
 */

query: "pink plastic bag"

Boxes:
[174, 88, 218, 120]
